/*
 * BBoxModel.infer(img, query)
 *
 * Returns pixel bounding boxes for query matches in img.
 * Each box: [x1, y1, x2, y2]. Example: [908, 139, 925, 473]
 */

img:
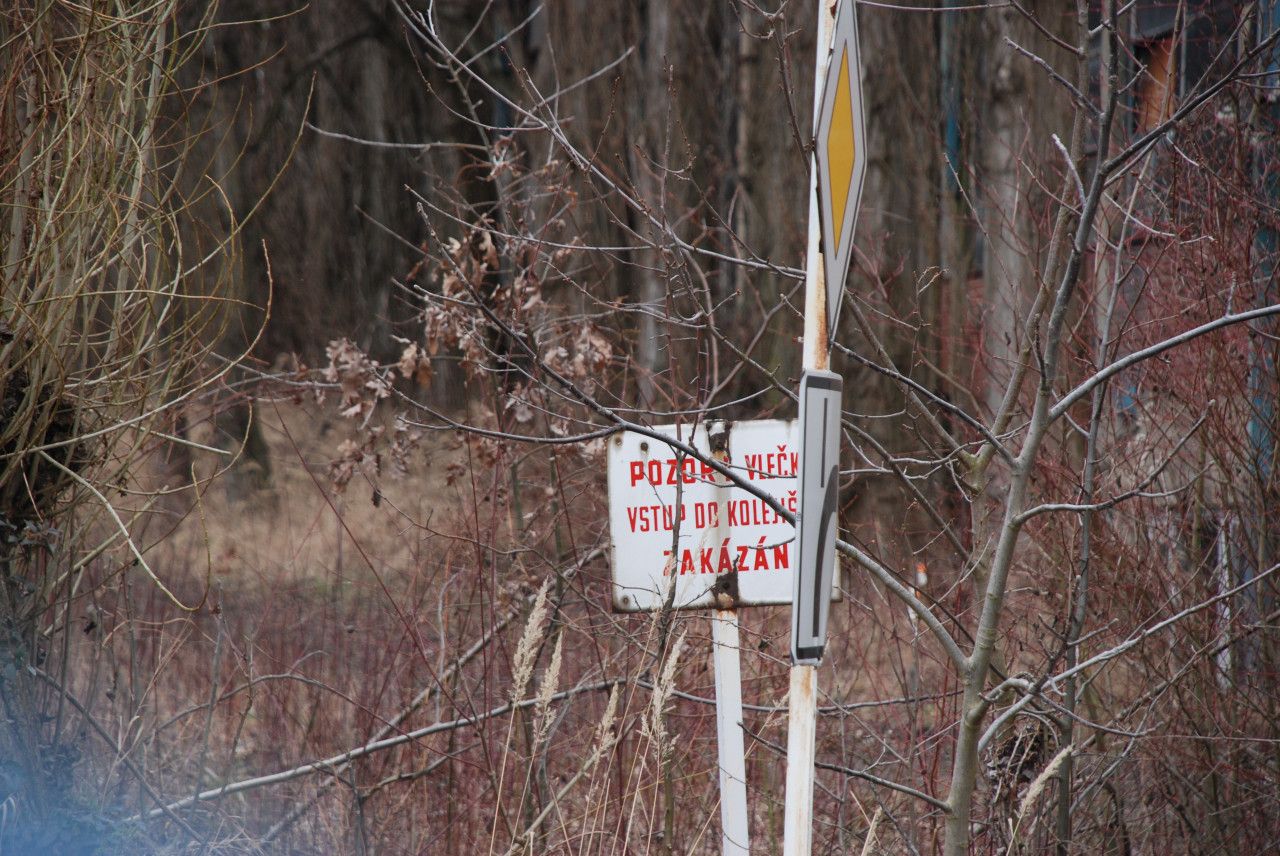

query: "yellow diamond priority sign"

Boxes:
[815, 0, 866, 332]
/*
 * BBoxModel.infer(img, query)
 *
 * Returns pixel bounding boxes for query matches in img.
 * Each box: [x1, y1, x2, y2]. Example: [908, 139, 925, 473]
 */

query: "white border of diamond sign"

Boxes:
[607, 419, 824, 612]
[815, 0, 867, 334]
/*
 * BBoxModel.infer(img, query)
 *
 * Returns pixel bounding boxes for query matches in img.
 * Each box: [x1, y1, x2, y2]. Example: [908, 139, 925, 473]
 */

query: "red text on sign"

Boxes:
[662, 537, 791, 575]
[743, 446, 798, 479]
[626, 500, 726, 533]
[628, 457, 717, 488]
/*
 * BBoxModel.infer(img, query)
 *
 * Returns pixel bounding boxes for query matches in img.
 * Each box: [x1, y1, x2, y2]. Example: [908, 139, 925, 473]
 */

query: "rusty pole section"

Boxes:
[784, 2, 836, 854]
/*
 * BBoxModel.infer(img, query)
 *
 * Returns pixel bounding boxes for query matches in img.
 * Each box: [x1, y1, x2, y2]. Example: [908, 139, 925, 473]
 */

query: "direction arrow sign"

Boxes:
[792, 370, 843, 664]
[814, 0, 867, 335]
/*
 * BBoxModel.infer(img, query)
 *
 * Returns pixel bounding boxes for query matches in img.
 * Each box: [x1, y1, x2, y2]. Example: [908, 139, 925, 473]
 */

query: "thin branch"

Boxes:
[134, 679, 622, 820]
[1004, 37, 1092, 111]
[744, 726, 950, 812]
[832, 341, 1012, 465]
[979, 560, 1280, 751]
[1050, 305, 1280, 420]
[1016, 410, 1208, 522]
[29, 668, 200, 840]
[305, 120, 487, 151]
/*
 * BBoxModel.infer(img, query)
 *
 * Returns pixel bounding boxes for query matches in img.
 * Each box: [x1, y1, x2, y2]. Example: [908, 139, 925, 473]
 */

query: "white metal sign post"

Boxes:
[708, 435, 750, 856]
[711, 609, 749, 855]
[784, 0, 866, 854]
[608, 419, 804, 856]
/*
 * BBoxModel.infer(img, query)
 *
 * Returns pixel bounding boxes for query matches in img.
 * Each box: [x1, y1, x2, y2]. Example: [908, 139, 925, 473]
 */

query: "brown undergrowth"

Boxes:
[50, 394, 946, 854]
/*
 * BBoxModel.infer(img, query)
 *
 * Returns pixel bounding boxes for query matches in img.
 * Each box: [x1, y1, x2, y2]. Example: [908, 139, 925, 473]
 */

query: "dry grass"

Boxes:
[26, 393, 1280, 856]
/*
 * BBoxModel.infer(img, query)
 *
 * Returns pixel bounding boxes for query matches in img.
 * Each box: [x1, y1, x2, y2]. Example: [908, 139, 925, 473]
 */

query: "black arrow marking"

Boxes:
[820, 398, 829, 484]
[810, 463, 839, 642]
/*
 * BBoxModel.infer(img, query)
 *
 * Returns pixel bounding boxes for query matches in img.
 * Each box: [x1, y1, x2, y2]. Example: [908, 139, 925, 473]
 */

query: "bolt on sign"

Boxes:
[607, 420, 804, 612]
[815, 0, 867, 333]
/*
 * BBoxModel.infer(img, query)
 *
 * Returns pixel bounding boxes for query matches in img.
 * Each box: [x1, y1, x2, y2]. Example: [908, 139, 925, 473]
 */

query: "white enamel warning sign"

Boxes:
[607, 420, 801, 612]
